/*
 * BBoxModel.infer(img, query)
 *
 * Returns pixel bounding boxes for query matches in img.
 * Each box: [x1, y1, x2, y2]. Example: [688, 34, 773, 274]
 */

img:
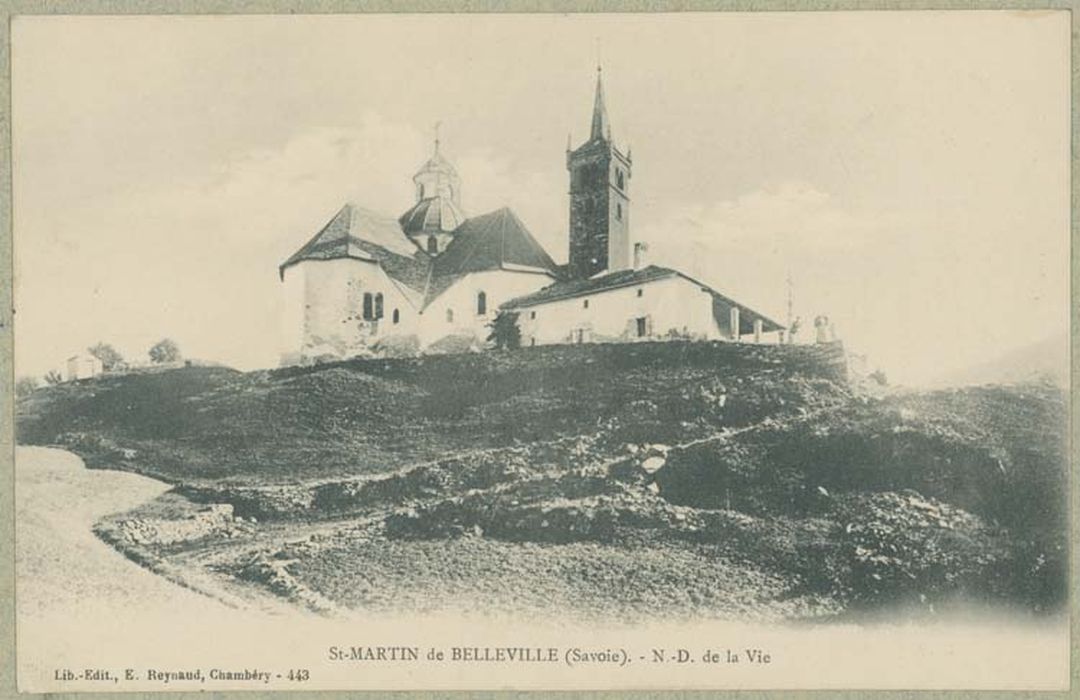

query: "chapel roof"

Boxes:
[280, 203, 558, 310]
[423, 207, 559, 305]
[502, 265, 675, 307]
[278, 204, 431, 300]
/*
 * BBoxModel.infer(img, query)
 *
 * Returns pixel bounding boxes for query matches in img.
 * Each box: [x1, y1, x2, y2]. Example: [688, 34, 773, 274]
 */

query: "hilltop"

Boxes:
[16, 341, 849, 486]
[15, 342, 1067, 622]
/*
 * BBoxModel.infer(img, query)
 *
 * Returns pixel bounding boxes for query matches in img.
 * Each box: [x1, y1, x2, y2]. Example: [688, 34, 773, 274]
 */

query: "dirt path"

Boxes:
[15, 446, 231, 619]
[15, 446, 249, 688]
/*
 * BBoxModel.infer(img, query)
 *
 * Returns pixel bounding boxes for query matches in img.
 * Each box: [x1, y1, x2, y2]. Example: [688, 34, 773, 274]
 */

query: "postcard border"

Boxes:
[0, 2, 1074, 698]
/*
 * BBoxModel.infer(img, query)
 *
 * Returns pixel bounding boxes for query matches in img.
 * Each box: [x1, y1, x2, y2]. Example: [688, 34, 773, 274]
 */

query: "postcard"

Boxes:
[9, 9, 1071, 692]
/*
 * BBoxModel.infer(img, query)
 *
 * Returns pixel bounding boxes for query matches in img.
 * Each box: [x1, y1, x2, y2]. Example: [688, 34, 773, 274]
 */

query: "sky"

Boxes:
[12, 11, 1070, 385]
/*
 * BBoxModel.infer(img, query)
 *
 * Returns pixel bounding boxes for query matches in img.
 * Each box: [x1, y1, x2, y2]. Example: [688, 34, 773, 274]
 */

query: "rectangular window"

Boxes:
[362, 293, 373, 321]
[583, 299, 589, 309]
[636, 317, 647, 338]
[637, 288, 643, 297]
[530, 311, 536, 320]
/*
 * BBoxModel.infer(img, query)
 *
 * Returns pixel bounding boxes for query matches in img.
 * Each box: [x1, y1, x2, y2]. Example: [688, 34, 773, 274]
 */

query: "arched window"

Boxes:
[616, 170, 625, 190]
[362, 293, 373, 321]
[477, 291, 487, 316]
[616, 202, 622, 221]
[392, 309, 400, 324]
[374, 293, 384, 319]
[446, 309, 454, 323]
[427, 237, 439, 255]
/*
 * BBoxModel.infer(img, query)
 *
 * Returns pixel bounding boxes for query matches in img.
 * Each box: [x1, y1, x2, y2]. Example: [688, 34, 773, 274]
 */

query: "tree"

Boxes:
[88, 342, 125, 371]
[149, 338, 182, 364]
[43, 370, 63, 385]
[486, 310, 521, 350]
[15, 376, 39, 398]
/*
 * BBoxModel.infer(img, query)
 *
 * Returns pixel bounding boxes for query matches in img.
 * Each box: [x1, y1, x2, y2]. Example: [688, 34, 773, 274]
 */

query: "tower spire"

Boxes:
[433, 120, 441, 154]
[590, 64, 609, 142]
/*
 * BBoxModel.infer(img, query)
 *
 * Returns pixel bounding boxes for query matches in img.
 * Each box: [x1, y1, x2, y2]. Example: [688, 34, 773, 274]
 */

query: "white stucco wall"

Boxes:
[281, 257, 423, 361]
[515, 274, 721, 346]
[282, 260, 557, 360]
[418, 268, 555, 348]
[279, 264, 307, 363]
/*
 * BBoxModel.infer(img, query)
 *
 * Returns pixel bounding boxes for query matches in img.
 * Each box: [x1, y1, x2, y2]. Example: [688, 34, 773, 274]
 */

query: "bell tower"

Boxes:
[567, 66, 632, 279]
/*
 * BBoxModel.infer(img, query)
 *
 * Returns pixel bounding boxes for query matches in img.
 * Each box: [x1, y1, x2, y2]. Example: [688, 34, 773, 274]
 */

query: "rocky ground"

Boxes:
[17, 342, 1068, 622]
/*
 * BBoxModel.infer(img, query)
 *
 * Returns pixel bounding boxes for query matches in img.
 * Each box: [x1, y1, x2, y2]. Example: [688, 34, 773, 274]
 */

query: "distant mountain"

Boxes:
[934, 332, 1068, 388]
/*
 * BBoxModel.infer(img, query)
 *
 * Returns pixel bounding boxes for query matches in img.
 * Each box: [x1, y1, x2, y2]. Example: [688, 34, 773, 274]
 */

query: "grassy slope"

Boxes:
[16, 342, 1067, 618]
[16, 341, 848, 486]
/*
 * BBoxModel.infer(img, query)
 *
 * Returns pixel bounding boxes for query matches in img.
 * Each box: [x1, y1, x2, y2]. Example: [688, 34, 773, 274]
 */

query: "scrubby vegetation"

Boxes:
[16, 341, 1067, 620]
[16, 341, 848, 485]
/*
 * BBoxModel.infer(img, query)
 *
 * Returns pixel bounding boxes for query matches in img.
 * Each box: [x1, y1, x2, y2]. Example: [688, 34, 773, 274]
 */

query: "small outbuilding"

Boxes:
[65, 354, 104, 382]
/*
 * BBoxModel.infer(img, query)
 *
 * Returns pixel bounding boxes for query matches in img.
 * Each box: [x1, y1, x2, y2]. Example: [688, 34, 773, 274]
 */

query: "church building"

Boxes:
[279, 68, 782, 363]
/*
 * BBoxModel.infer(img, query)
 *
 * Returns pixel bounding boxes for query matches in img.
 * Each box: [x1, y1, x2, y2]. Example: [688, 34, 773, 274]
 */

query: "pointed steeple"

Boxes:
[590, 64, 609, 142]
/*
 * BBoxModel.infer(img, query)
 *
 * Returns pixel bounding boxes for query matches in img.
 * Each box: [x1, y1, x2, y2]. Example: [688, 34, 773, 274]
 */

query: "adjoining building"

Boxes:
[279, 67, 783, 364]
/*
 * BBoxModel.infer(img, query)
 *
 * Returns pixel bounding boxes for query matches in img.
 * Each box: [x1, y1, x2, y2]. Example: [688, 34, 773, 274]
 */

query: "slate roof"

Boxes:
[422, 207, 559, 305]
[280, 203, 558, 310]
[434, 208, 557, 277]
[502, 265, 674, 307]
[279, 204, 432, 303]
[503, 264, 785, 333]
[399, 196, 466, 236]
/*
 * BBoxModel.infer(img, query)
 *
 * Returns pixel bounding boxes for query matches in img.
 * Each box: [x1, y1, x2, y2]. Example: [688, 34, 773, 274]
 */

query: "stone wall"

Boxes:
[115, 503, 255, 545]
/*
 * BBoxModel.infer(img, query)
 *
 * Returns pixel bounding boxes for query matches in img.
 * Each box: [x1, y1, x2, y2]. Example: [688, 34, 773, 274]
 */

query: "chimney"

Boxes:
[633, 242, 648, 270]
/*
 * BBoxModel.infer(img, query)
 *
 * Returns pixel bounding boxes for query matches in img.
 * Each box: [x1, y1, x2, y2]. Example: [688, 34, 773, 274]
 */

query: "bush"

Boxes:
[149, 338, 182, 364]
[486, 310, 521, 350]
[89, 342, 125, 371]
